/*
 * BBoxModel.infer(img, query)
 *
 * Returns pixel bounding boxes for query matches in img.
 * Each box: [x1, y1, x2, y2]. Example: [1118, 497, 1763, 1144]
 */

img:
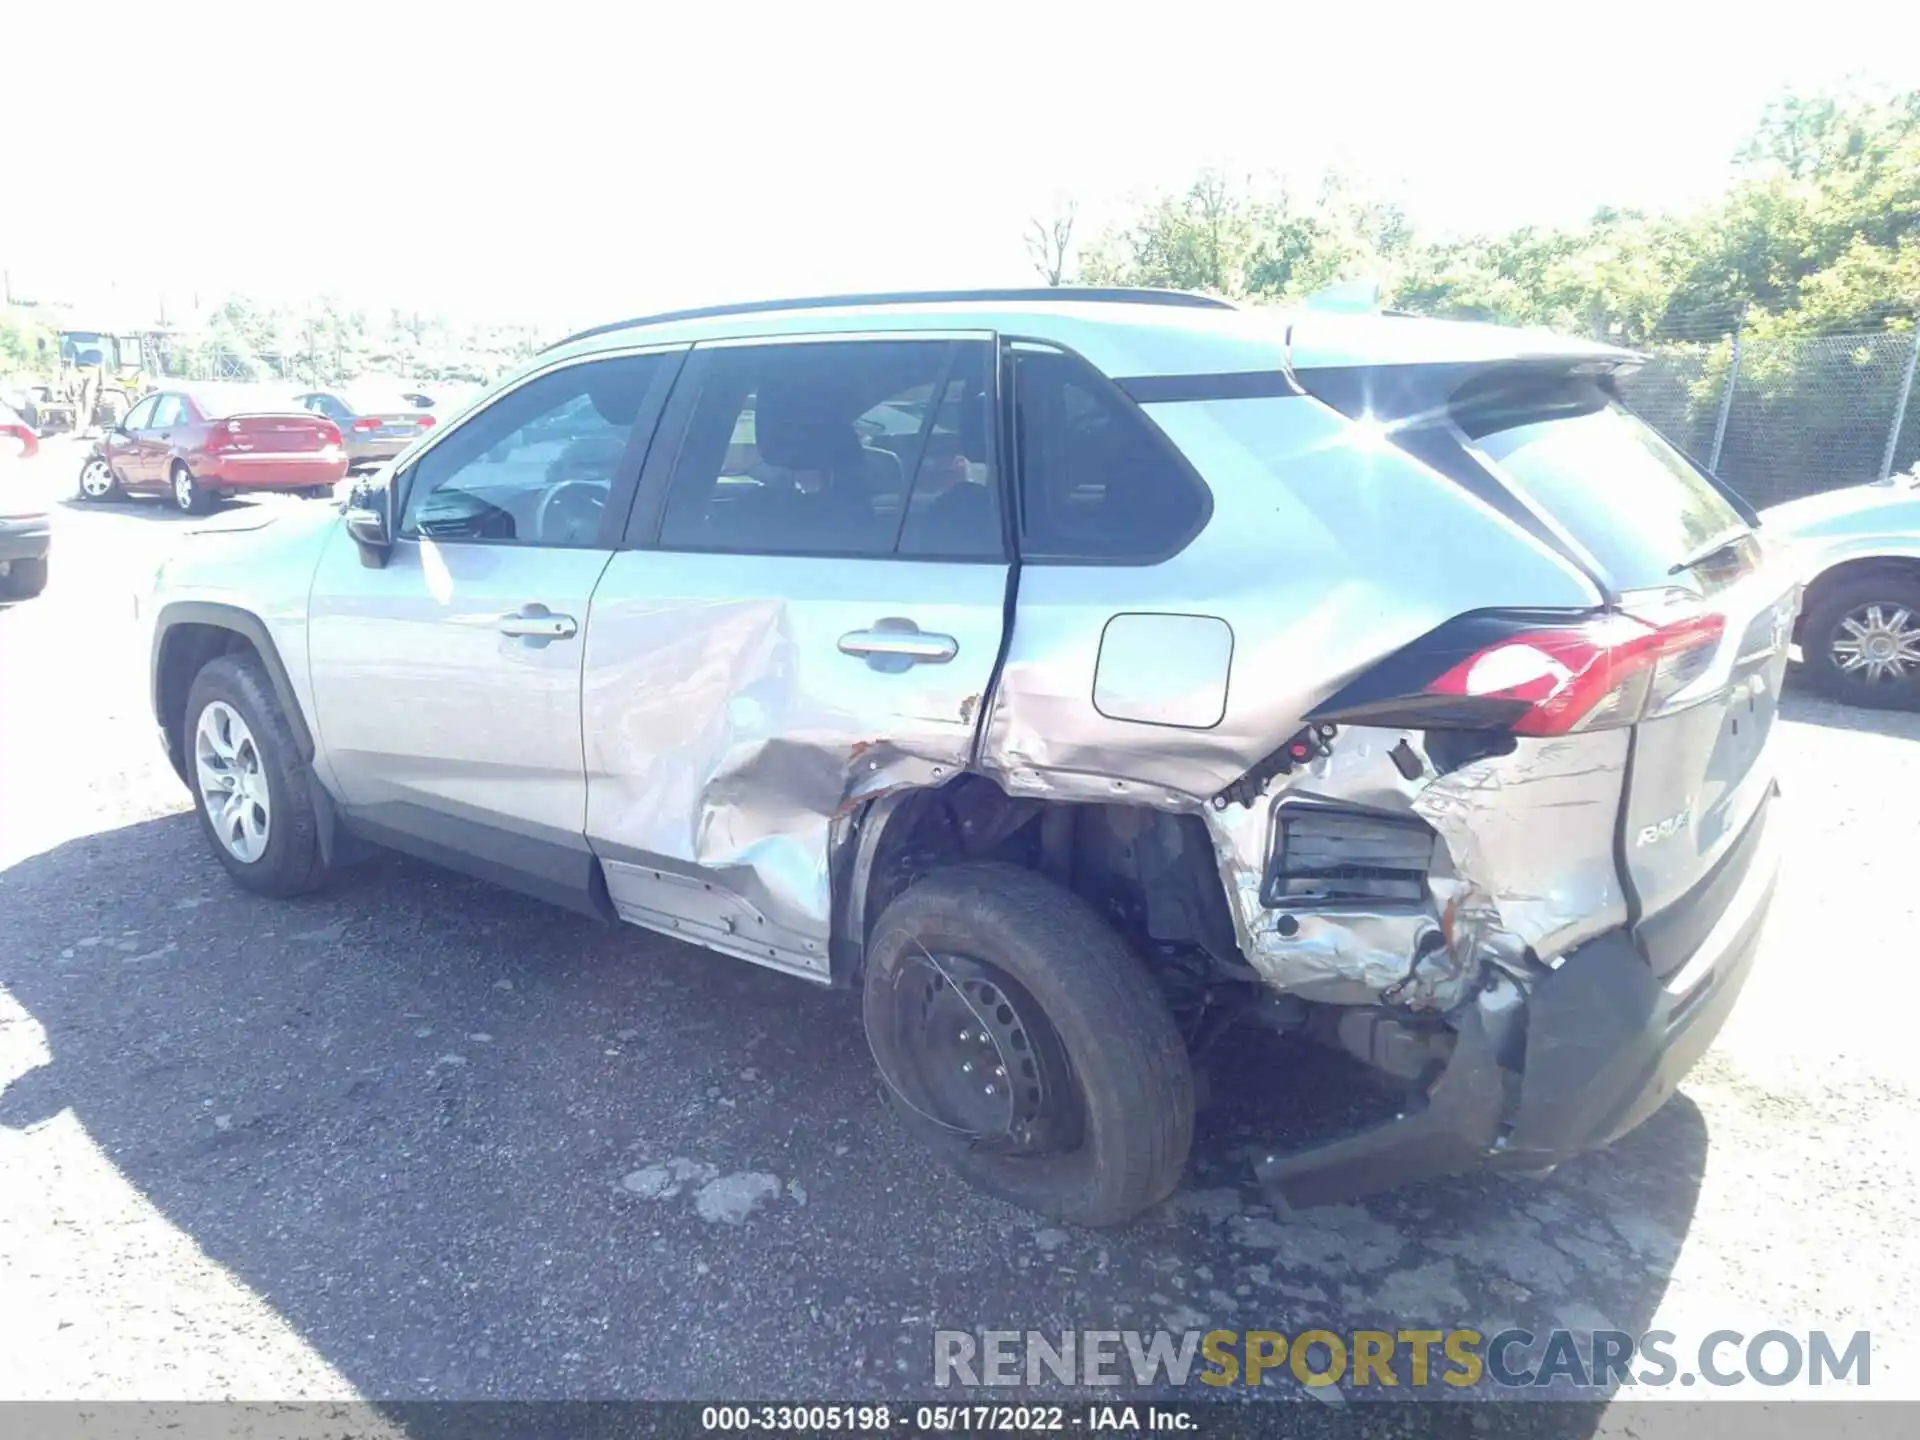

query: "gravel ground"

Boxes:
[3, 439, 1918, 1416]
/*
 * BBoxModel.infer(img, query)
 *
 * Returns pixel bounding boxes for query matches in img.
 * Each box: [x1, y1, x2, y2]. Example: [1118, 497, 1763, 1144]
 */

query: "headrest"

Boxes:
[754, 377, 861, 471]
[586, 367, 649, 426]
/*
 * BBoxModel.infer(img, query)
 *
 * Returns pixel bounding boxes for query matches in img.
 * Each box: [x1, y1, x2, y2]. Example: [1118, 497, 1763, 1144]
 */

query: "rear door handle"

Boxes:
[838, 623, 958, 666]
[499, 608, 578, 640]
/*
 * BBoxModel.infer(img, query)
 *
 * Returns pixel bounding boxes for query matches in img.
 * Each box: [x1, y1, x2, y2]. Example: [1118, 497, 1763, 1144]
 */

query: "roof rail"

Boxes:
[542, 286, 1234, 351]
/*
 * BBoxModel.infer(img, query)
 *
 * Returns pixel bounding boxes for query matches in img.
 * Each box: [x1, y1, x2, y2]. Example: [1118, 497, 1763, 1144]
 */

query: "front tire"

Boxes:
[77, 456, 121, 502]
[184, 654, 330, 896]
[863, 862, 1194, 1226]
[172, 462, 215, 514]
[1801, 571, 1920, 710]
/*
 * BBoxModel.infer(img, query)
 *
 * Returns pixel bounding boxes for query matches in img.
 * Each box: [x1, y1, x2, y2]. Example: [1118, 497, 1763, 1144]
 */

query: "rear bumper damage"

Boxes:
[1253, 783, 1779, 1206]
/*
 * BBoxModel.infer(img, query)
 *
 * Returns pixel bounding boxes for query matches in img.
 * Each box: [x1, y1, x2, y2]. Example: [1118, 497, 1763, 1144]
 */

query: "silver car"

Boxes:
[294, 387, 437, 470]
[143, 287, 1795, 1225]
[1761, 468, 1920, 708]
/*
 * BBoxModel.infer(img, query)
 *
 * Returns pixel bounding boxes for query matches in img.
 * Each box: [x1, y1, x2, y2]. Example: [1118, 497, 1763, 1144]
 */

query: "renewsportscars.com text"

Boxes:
[933, 1328, 1871, 1391]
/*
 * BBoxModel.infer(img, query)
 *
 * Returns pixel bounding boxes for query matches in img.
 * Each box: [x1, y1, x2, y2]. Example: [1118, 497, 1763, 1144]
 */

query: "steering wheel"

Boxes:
[536, 480, 607, 545]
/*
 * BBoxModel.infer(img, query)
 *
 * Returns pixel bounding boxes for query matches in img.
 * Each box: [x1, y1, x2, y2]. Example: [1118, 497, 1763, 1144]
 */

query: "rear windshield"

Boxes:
[343, 389, 419, 414]
[1464, 381, 1745, 590]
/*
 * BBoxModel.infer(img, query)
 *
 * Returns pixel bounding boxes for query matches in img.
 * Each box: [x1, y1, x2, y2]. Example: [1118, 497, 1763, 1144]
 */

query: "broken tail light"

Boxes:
[1313, 607, 1727, 736]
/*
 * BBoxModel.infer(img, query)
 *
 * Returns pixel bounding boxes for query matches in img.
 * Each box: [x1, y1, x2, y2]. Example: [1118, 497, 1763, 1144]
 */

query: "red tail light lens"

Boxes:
[1428, 611, 1726, 735]
[416, 414, 436, 429]
[352, 417, 381, 432]
[1313, 606, 1729, 736]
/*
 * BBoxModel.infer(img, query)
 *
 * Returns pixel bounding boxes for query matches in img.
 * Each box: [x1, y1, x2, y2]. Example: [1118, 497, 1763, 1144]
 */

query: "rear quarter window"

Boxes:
[1012, 347, 1210, 564]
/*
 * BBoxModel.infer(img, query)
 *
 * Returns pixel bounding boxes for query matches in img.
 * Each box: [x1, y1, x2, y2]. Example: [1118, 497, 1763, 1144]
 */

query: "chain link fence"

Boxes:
[1617, 325, 1920, 508]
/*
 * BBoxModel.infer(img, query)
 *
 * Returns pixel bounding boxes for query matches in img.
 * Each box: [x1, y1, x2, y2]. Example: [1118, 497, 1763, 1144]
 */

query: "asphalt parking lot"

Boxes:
[3, 438, 1919, 1410]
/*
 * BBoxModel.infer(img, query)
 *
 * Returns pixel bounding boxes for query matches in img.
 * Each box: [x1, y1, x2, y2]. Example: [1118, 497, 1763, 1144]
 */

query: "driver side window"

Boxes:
[123, 395, 159, 431]
[398, 352, 674, 547]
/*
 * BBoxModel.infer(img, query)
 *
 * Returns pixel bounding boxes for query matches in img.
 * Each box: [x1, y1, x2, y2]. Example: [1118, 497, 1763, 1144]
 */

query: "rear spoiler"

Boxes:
[1286, 311, 1641, 380]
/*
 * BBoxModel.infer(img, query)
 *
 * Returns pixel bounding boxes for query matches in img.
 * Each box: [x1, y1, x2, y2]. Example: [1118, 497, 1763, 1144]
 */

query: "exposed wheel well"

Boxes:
[155, 623, 267, 781]
[840, 774, 1257, 1042]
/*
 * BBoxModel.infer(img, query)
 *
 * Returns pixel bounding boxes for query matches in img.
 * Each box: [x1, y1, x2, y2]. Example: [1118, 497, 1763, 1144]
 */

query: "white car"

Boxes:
[1762, 467, 1920, 709]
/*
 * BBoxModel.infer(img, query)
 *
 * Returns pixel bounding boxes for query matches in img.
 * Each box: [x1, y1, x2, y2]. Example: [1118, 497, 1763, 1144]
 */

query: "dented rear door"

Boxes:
[581, 335, 1007, 979]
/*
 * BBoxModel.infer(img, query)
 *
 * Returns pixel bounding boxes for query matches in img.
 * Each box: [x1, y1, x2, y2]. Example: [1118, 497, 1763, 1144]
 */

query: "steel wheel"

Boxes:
[1830, 602, 1920, 686]
[79, 458, 116, 499]
[871, 945, 1084, 1155]
[194, 700, 271, 863]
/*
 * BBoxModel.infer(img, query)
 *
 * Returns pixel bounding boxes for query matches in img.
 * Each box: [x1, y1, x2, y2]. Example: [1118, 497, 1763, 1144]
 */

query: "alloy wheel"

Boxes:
[194, 701, 271, 862]
[80, 459, 114, 498]
[1831, 602, 1920, 685]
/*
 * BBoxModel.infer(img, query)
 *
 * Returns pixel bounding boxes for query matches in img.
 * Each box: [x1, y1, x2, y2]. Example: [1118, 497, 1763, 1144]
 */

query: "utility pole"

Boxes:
[1881, 324, 1920, 482]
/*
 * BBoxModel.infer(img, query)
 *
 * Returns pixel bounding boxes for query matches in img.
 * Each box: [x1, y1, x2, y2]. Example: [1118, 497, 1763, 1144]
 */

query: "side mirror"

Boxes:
[344, 474, 395, 567]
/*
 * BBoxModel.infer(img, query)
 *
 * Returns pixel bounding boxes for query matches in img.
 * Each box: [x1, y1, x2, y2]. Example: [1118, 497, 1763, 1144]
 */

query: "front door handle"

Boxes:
[838, 622, 958, 667]
[500, 608, 578, 640]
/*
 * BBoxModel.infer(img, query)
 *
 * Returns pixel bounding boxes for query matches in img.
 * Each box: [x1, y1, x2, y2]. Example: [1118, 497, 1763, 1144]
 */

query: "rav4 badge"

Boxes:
[1636, 808, 1693, 846]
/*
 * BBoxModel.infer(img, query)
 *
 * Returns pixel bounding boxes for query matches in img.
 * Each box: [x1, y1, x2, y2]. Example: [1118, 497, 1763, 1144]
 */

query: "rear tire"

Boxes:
[1801, 571, 1920, 710]
[184, 654, 330, 896]
[863, 862, 1194, 1226]
[172, 461, 214, 515]
[0, 556, 48, 599]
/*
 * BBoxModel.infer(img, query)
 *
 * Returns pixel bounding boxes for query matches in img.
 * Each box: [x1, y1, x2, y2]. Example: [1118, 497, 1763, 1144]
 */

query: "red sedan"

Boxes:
[77, 384, 347, 513]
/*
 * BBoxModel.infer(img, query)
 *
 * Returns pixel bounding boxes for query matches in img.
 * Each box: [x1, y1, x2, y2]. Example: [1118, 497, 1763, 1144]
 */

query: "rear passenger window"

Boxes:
[1012, 348, 1209, 562]
[657, 340, 1002, 560]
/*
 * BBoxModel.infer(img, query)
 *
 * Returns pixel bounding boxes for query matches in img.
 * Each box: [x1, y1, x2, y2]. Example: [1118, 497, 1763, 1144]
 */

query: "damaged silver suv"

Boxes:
[145, 288, 1794, 1225]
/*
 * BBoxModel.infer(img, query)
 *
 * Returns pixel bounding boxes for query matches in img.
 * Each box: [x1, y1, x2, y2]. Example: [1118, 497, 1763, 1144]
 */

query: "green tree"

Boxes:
[0, 308, 56, 376]
[1073, 82, 1920, 346]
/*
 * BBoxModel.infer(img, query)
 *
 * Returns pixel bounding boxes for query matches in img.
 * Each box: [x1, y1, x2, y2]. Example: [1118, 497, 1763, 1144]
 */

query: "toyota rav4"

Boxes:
[143, 288, 1795, 1225]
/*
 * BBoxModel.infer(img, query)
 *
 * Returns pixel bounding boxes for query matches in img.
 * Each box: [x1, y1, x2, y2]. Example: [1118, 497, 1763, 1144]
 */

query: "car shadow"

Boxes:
[0, 814, 1706, 1414]
[1780, 683, 1920, 740]
[55, 494, 283, 522]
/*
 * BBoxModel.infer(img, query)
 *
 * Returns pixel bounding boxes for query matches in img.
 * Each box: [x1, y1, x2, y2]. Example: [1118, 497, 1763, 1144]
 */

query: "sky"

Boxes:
[4, 0, 1917, 338]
